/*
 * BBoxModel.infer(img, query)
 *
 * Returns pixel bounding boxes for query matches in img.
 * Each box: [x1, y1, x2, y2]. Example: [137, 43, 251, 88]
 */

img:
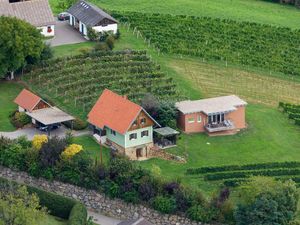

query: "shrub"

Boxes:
[68, 203, 87, 225]
[151, 196, 177, 214]
[87, 27, 100, 41]
[64, 118, 88, 130]
[164, 181, 180, 195]
[0, 142, 26, 170]
[106, 35, 115, 50]
[39, 136, 67, 168]
[10, 111, 31, 128]
[187, 205, 215, 223]
[62, 144, 83, 159]
[123, 191, 139, 204]
[138, 176, 158, 201]
[32, 134, 48, 150]
[94, 42, 110, 51]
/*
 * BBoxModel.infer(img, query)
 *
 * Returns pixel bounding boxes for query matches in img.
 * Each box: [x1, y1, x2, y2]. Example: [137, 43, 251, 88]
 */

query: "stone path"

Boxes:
[0, 126, 91, 140]
[88, 210, 121, 225]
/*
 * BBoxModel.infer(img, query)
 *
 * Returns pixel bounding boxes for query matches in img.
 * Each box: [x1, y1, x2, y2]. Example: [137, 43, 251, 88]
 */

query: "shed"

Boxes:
[154, 127, 180, 149]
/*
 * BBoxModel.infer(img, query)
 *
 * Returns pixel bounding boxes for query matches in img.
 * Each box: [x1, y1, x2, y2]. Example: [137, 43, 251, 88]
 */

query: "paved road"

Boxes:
[88, 210, 122, 225]
[46, 19, 87, 47]
[0, 126, 91, 140]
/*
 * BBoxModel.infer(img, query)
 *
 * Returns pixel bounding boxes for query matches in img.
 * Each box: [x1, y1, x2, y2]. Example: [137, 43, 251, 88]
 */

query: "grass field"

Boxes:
[0, 82, 23, 131]
[49, 0, 300, 29]
[53, 42, 96, 58]
[39, 215, 67, 225]
[136, 104, 300, 194]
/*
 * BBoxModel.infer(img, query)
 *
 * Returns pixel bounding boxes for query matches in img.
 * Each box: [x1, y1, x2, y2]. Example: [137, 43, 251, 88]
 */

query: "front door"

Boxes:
[136, 148, 143, 158]
[81, 24, 84, 34]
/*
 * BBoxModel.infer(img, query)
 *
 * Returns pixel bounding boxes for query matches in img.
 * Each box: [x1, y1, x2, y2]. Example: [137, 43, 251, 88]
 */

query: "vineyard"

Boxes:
[114, 12, 300, 76]
[186, 162, 300, 187]
[279, 102, 300, 126]
[23, 50, 179, 117]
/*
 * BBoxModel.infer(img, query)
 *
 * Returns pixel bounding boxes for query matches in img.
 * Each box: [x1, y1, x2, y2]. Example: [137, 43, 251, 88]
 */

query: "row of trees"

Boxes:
[0, 16, 53, 80]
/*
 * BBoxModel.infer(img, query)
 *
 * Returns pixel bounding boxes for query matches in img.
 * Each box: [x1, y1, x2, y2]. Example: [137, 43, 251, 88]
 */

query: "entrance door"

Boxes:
[136, 148, 143, 158]
[81, 24, 84, 34]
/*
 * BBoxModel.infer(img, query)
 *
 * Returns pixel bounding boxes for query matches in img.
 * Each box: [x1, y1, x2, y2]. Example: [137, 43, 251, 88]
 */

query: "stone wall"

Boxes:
[0, 166, 206, 225]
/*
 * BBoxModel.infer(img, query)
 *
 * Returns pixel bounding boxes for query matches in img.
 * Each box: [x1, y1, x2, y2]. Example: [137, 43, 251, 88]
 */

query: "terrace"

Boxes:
[205, 119, 235, 133]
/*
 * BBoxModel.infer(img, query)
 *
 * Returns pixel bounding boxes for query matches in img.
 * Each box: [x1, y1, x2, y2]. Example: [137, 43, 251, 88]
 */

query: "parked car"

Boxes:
[38, 123, 61, 132]
[57, 12, 70, 21]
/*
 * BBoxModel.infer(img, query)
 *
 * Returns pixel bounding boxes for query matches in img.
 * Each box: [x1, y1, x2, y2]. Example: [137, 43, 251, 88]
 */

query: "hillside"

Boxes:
[84, 0, 300, 29]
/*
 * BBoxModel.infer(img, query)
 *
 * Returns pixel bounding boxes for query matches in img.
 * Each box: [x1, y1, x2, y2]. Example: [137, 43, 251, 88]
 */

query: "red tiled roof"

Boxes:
[88, 89, 142, 134]
[14, 89, 41, 112]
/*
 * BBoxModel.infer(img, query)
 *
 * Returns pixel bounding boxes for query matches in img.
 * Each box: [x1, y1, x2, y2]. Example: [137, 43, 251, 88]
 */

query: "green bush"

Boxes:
[64, 118, 88, 130]
[123, 191, 139, 204]
[187, 205, 215, 223]
[151, 196, 176, 214]
[68, 203, 87, 225]
[9, 111, 31, 128]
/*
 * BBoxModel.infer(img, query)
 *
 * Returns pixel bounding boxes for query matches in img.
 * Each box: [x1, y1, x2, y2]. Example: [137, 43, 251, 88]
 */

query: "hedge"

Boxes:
[186, 161, 300, 175]
[0, 177, 87, 224]
[204, 168, 300, 181]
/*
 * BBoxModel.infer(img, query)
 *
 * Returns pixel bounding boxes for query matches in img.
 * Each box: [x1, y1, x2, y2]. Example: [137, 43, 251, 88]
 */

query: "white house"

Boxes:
[67, 0, 118, 38]
[0, 0, 55, 37]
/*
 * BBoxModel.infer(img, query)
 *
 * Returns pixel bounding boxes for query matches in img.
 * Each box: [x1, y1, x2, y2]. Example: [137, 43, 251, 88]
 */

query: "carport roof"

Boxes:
[26, 107, 74, 125]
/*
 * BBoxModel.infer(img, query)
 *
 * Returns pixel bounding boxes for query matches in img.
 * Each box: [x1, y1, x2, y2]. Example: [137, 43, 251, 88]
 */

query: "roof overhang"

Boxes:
[26, 107, 74, 125]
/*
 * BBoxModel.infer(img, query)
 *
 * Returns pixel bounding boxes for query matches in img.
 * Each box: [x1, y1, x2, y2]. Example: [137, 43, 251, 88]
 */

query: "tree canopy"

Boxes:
[0, 16, 44, 79]
[234, 176, 299, 225]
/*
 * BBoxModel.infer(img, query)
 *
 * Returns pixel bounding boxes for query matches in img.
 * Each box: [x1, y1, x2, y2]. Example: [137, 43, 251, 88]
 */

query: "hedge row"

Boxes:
[0, 177, 87, 224]
[204, 168, 300, 181]
[186, 161, 300, 175]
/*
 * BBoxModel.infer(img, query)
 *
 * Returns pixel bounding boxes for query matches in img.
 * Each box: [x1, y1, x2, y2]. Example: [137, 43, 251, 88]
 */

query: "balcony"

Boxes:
[205, 120, 235, 133]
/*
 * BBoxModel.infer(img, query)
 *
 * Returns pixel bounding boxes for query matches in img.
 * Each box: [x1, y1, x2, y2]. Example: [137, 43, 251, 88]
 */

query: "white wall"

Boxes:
[38, 25, 55, 37]
[79, 21, 88, 37]
[92, 23, 118, 34]
[18, 106, 25, 112]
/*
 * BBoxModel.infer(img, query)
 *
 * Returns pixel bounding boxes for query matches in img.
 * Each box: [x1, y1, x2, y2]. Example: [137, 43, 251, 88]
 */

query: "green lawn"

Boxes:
[136, 104, 300, 194]
[0, 82, 23, 131]
[49, 0, 300, 29]
[74, 135, 110, 165]
[52, 42, 96, 58]
[39, 215, 67, 225]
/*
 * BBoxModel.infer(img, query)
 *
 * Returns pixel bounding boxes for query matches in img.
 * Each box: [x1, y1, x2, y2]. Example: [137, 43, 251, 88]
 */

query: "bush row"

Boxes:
[186, 161, 300, 175]
[279, 102, 300, 126]
[204, 168, 300, 181]
[0, 136, 230, 223]
[0, 176, 87, 224]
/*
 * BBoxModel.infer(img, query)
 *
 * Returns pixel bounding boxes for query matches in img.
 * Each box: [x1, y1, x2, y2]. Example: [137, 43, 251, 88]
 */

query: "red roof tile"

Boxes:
[14, 89, 41, 112]
[88, 89, 143, 134]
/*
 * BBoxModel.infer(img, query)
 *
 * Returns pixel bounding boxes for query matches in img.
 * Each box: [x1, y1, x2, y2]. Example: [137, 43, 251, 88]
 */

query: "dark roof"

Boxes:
[118, 218, 153, 225]
[67, 0, 117, 26]
[0, 0, 55, 26]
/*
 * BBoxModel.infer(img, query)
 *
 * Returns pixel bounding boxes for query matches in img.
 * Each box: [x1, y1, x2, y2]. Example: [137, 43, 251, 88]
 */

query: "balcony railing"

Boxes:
[205, 120, 235, 133]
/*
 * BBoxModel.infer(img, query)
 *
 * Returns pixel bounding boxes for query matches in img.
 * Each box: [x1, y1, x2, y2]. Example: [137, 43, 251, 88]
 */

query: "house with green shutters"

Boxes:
[88, 89, 160, 160]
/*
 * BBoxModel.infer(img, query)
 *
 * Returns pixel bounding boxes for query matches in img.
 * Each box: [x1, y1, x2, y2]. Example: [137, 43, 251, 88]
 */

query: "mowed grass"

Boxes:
[168, 58, 300, 107]
[0, 82, 23, 131]
[38, 215, 67, 225]
[52, 42, 96, 58]
[137, 104, 300, 194]
[49, 0, 300, 29]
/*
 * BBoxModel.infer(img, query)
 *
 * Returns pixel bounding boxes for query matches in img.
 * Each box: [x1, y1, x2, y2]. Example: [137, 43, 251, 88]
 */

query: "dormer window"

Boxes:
[140, 118, 146, 124]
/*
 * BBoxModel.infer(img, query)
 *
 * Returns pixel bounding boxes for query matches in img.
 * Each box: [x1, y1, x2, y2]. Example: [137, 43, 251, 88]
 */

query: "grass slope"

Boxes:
[137, 104, 300, 193]
[49, 0, 300, 29]
[0, 82, 23, 131]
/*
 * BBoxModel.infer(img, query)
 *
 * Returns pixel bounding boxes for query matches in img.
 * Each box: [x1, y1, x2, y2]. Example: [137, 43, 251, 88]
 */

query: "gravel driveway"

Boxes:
[47, 19, 87, 47]
[0, 126, 91, 140]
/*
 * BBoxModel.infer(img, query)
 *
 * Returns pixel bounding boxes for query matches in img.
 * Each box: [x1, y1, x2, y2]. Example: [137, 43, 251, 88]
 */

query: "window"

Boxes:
[133, 120, 138, 126]
[141, 130, 149, 137]
[47, 26, 52, 33]
[197, 115, 202, 123]
[140, 118, 146, 124]
[129, 133, 137, 140]
[110, 129, 116, 136]
[187, 118, 195, 123]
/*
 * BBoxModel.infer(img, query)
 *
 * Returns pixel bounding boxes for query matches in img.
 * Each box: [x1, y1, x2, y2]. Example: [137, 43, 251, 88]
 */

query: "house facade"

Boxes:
[176, 95, 247, 136]
[67, 0, 118, 38]
[88, 89, 160, 160]
[0, 0, 55, 37]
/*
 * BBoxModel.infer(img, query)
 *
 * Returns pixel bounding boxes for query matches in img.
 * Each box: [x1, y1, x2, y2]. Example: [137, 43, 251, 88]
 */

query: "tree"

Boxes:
[234, 176, 299, 225]
[0, 16, 44, 79]
[39, 136, 67, 168]
[57, 0, 77, 11]
[0, 185, 46, 225]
